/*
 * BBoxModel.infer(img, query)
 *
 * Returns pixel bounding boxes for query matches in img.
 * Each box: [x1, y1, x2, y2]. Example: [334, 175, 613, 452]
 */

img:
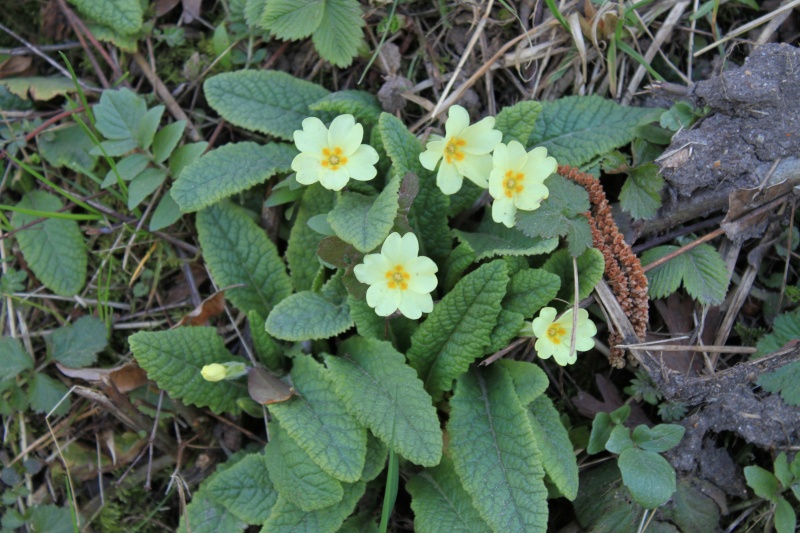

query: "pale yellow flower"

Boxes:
[353, 232, 438, 319]
[201, 362, 247, 382]
[291, 114, 379, 191]
[531, 307, 596, 366]
[419, 105, 502, 194]
[489, 142, 556, 228]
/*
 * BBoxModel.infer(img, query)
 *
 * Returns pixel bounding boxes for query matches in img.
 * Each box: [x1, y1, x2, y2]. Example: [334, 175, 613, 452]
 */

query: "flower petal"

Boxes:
[293, 153, 323, 185]
[398, 290, 433, 319]
[460, 117, 502, 155]
[346, 145, 379, 182]
[327, 115, 357, 149]
[457, 153, 492, 188]
[532, 307, 557, 338]
[534, 337, 554, 359]
[445, 105, 470, 137]
[419, 141, 445, 170]
[354, 253, 392, 285]
[505, 140, 528, 169]
[318, 168, 350, 191]
[522, 147, 557, 182]
[436, 161, 464, 194]
[514, 182, 549, 211]
[398, 232, 419, 259]
[294, 117, 328, 154]
[491, 197, 517, 228]
[367, 283, 401, 316]
[380, 232, 404, 264]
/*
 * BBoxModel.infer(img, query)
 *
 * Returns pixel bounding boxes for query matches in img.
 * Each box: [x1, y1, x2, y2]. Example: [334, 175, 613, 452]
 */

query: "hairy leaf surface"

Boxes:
[265, 275, 353, 341]
[328, 176, 400, 252]
[261, 481, 365, 533]
[528, 395, 579, 500]
[206, 453, 277, 524]
[495, 101, 543, 145]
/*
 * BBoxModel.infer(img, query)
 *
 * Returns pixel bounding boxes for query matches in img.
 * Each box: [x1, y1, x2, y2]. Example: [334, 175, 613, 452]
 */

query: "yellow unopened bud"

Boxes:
[201, 363, 227, 382]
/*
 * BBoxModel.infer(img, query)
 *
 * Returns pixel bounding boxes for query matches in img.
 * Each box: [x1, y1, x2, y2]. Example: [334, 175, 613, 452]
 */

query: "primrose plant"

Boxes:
[124, 69, 664, 531]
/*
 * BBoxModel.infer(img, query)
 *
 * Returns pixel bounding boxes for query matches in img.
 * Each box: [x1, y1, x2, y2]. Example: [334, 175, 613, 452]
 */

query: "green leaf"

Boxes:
[361, 433, 388, 482]
[631, 424, 685, 453]
[312, 0, 365, 67]
[260, 0, 324, 39]
[11, 191, 87, 297]
[642, 243, 729, 305]
[38, 123, 98, 172]
[178, 488, 247, 533]
[527, 395, 579, 500]
[495, 101, 543, 145]
[152, 121, 186, 163]
[758, 362, 800, 406]
[0, 337, 32, 382]
[28, 373, 69, 415]
[407, 261, 508, 400]
[487, 309, 525, 353]
[67, 0, 142, 34]
[324, 336, 442, 467]
[265, 275, 353, 341]
[503, 268, 561, 317]
[775, 452, 793, 488]
[515, 174, 593, 257]
[206, 453, 277, 524]
[453, 219, 558, 260]
[197, 201, 293, 316]
[287, 184, 334, 291]
[587, 412, 613, 454]
[619, 164, 664, 220]
[605, 425, 634, 454]
[268, 355, 366, 483]
[173, 142, 296, 213]
[310, 91, 382, 126]
[0, 76, 77, 102]
[49, 316, 107, 368]
[618, 448, 677, 509]
[499, 360, 548, 405]
[94, 88, 146, 141]
[25, 505, 74, 533]
[247, 311, 283, 371]
[377, 113, 450, 261]
[347, 296, 384, 339]
[264, 423, 344, 512]
[170, 142, 208, 178]
[128, 168, 167, 209]
[101, 153, 149, 188]
[528, 95, 663, 167]
[204, 71, 329, 141]
[328, 176, 400, 252]
[443, 242, 476, 292]
[407, 455, 492, 533]
[449, 366, 548, 532]
[573, 462, 642, 530]
[542, 247, 604, 303]
[129, 327, 248, 414]
[149, 192, 182, 231]
[775, 497, 797, 533]
[262, 480, 365, 533]
[660, 479, 720, 533]
[756, 308, 800, 356]
[745, 465, 780, 502]
[137, 105, 164, 151]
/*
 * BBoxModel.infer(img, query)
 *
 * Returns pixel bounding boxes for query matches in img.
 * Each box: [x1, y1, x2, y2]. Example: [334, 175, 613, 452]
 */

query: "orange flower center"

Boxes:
[444, 138, 466, 164]
[503, 170, 525, 198]
[546, 324, 566, 344]
[385, 265, 410, 291]
[321, 147, 348, 170]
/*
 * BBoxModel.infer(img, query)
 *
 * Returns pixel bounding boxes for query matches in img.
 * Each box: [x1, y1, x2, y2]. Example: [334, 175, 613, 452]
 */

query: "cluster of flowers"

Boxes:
[282, 108, 594, 366]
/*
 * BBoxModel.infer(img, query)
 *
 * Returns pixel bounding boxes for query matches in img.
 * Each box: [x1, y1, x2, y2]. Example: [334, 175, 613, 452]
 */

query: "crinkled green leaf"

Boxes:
[495, 101, 543, 145]
[49, 316, 107, 368]
[444, 242, 476, 292]
[265, 275, 353, 341]
[28, 373, 69, 416]
[260, 0, 324, 39]
[487, 309, 525, 353]
[339, 512, 379, 533]
[127, 167, 167, 209]
[197, 201, 292, 316]
[261, 480, 365, 533]
[11, 191, 87, 297]
[499, 359, 548, 406]
[619, 164, 664, 220]
[377, 113, 450, 261]
[268, 355, 366, 482]
[528, 95, 663, 167]
[515, 174, 592, 257]
[503, 268, 561, 317]
[312, 0, 365, 67]
[757, 362, 800, 406]
[68, 0, 142, 35]
[449, 366, 548, 532]
[631, 424, 685, 453]
[173, 142, 295, 212]
[206, 453, 277, 524]
[447, 180, 484, 218]
[328, 176, 400, 252]
[574, 462, 642, 530]
[84, 22, 138, 52]
[361, 433, 388, 482]
[149, 191, 182, 231]
[542, 247, 605, 303]
[152, 121, 186, 163]
[129, 328, 248, 414]
[642, 243, 729, 305]
[264, 423, 343, 511]
[93, 88, 146, 141]
[453, 218, 558, 260]
[618, 448, 677, 509]
[170, 142, 208, 178]
[527, 395, 579, 500]
[247, 311, 283, 371]
[407, 455, 492, 533]
[407, 261, 508, 400]
[310, 90, 382, 126]
[204, 71, 329, 141]
[287, 184, 335, 291]
[347, 296, 383, 339]
[0, 337, 32, 382]
[38, 123, 97, 172]
[324, 336, 442, 467]
[179, 488, 247, 533]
